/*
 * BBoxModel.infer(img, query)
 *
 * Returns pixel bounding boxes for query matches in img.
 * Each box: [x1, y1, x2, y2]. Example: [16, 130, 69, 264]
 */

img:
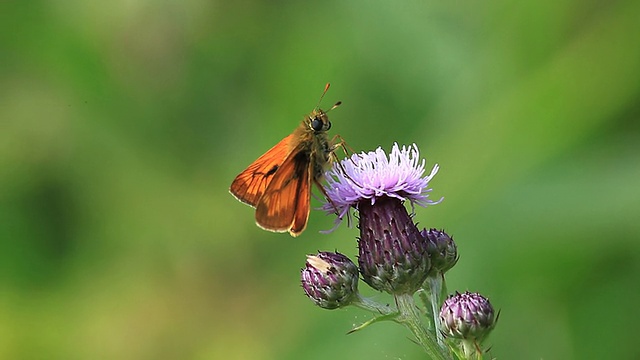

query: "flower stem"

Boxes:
[351, 294, 396, 315]
[461, 339, 482, 360]
[425, 275, 446, 345]
[395, 293, 452, 360]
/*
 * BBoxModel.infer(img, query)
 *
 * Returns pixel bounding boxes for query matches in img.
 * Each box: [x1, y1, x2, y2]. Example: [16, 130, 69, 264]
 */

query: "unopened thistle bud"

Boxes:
[421, 228, 458, 276]
[301, 251, 359, 310]
[439, 291, 497, 341]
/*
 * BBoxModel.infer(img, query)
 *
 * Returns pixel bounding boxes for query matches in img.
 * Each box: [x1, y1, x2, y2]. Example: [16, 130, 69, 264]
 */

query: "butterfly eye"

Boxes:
[311, 117, 324, 131]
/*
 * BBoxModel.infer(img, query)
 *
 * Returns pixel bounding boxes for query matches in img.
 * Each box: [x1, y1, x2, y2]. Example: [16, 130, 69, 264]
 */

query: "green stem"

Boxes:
[351, 294, 396, 315]
[395, 293, 452, 360]
[426, 275, 445, 345]
[461, 340, 481, 360]
[417, 289, 434, 325]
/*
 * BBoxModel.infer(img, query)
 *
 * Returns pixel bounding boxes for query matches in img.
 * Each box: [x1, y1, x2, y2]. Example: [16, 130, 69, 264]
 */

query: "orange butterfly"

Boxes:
[229, 84, 342, 237]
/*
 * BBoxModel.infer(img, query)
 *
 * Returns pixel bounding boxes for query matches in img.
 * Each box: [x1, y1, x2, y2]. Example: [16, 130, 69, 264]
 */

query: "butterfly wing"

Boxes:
[255, 147, 311, 237]
[229, 134, 295, 207]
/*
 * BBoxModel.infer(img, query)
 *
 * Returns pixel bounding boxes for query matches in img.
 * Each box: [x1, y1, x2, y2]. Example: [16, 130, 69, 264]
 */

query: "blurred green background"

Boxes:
[1, 0, 639, 359]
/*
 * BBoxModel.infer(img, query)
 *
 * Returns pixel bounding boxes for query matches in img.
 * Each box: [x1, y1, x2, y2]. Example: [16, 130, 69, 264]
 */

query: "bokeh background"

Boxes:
[1, 0, 639, 359]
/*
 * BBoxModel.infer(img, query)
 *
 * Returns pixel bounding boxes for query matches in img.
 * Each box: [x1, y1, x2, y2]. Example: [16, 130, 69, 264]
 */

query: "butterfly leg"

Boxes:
[315, 176, 354, 228]
[329, 134, 355, 157]
[328, 135, 362, 187]
[314, 177, 340, 215]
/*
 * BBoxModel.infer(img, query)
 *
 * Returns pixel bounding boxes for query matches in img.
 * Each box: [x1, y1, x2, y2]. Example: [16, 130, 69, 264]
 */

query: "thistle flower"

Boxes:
[322, 143, 441, 220]
[439, 291, 497, 341]
[301, 251, 359, 309]
[322, 143, 441, 295]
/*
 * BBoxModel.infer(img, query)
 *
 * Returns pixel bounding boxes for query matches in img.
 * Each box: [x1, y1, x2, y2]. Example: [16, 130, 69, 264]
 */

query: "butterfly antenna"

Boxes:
[316, 83, 341, 113]
[327, 100, 341, 113]
[315, 83, 331, 110]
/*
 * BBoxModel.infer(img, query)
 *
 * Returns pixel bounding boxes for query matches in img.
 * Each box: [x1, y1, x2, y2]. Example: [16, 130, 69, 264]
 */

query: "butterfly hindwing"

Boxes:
[291, 164, 312, 236]
[255, 146, 311, 236]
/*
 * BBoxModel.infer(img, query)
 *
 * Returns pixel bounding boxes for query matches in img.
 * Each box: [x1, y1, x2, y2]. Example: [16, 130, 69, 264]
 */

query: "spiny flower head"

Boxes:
[301, 251, 359, 309]
[357, 196, 431, 294]
[439, 291, 497, 341]
[421, 228, 459, 276]
[322, 143, 442, 295]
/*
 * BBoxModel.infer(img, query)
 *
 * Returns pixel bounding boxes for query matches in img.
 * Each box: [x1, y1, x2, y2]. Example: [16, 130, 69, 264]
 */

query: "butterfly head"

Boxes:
[308, 110, 331, 132]
[309, 100, 341, 133]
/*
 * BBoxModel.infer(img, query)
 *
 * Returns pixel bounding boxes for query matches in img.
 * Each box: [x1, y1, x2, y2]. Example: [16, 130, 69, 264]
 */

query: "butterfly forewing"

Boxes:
[255, 146, 311, 236]
[229, 134, 294, 207]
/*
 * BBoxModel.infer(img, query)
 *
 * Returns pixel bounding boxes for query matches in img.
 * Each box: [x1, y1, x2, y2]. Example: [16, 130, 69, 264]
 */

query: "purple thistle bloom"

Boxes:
[322, 143, 441, 221]
[321, 143, 442, 295]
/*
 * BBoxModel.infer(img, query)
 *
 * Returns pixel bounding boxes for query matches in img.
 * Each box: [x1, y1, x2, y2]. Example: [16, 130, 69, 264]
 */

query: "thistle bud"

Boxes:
[421, 228, 458, 276]
[301, 251, 359, 310]
[439, 291, 497, 341]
